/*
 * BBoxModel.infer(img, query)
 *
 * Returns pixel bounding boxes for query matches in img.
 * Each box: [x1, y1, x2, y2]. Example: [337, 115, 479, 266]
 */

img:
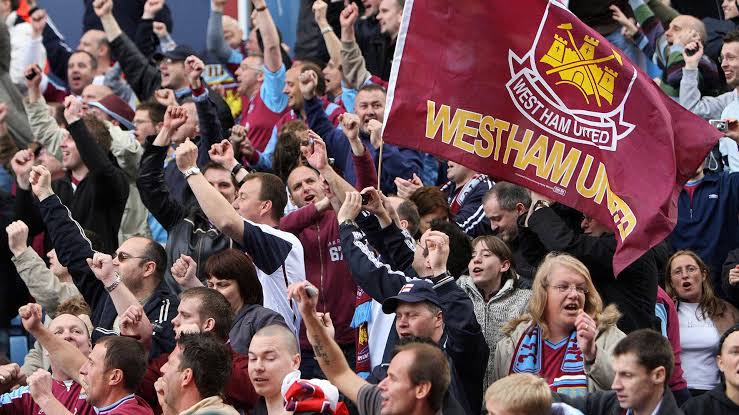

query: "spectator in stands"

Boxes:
[523, 194, 660, 334]
[176, 138, 307, 338]
[494, 253, 625, 396]
[138, 106, 235, 293]
[132, 287, 258, 412]
[93, 0, 233, 132]
[302, 70, 422, 194]
[682, 324, 739, 413]
[0, 309, 94, 414]
[338, 191, 486, 414]
[281, 129, 377, 378]
[666, 250, 739, 396]
[0, 14, 33, 147]
[290, 281, 452, 415]
[340, 0, 399, 85]
[155, 332, 238, 415]
[408, 186, 450, 235]
[703, 0, 739, 63]
[438, 161, 493, 237]
[614, 1, 720, 98]
[485, 373, 564, 415]
[82, 0, 172, 43]
[170, 248, 287, 355]
[248, 324, 302, 414]
[28, 164, 178, 359]
[482, 182, 541, 287]
[558, 329, 681, 415]
[1, 0, 45, 87]
[20, 302, 154, 413]
[680, 30, 739, 172]
[13, 96, 129, 254]
[457, 235, 532, 393]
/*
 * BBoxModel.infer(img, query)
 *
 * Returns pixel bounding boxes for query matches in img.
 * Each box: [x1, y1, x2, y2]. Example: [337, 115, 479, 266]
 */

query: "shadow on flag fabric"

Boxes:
[382, 0, 722, 275]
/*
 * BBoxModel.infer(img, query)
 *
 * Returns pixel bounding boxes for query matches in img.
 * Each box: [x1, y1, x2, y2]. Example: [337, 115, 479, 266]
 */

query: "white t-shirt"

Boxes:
[678, 302, 721, 390]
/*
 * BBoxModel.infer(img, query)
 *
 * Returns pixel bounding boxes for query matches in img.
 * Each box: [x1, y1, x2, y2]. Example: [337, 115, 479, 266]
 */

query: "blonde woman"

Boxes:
[493, 253, 624, 398]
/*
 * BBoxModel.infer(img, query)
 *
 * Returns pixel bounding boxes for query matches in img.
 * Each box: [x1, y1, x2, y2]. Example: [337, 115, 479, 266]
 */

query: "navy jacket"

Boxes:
[304, 97, 423, 195]
[39, 195, 178, 359]
[669, 172, 739, 295]
[339, 221, 488, 415]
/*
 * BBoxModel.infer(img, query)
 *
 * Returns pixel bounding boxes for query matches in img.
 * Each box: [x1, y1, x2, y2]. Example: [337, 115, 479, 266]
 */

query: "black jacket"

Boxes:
[525, 206, 659, 333]
[109, 33, 234, 134]
[723, 248, 739, 311]
[229, 304, 287, 355]
[559, 389, 683, 415]
[39, 195, 178, 359]
[682, 384, 739, 414]
[136, 137, 235, 294]
[339, 220, 488, 415]
[355, 17, 393, 81]
[16, 120, 129, 254]
[0, 190, 30, 329]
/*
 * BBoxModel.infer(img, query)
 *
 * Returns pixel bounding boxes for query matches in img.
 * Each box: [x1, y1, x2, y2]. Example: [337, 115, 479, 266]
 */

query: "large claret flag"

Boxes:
[383, 0, 723, 274]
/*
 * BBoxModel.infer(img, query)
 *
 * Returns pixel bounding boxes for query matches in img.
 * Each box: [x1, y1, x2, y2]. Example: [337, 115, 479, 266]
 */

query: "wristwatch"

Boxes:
[105, 273, 122, 293]
[182, 166, 201, 179]
[231, 163, 244, 177]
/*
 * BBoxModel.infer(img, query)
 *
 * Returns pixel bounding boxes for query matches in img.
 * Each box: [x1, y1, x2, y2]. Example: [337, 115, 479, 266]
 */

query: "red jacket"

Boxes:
[279, 149, 378, 349]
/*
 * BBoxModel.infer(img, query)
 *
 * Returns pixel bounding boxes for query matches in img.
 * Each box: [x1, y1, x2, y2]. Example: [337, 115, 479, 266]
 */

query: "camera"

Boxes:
[709, 119, 728, 132]
[361, 193, 370, 205]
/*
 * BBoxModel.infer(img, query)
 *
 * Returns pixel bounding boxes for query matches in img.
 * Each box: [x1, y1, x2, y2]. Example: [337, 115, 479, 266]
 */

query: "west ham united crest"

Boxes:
[506, 1, 637, 152]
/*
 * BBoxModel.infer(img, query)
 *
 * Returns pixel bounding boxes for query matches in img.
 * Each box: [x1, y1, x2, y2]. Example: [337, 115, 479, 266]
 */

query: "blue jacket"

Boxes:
[669, 172, 739, 293]
[339, 220, 488, 415]
[304, 97, 423, 195]
[39, 195, 178, 359]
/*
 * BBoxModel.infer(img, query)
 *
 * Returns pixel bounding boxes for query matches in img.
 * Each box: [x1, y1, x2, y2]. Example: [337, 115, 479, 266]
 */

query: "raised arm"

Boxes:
[339, 2, 370, 89]
[253, 0, 282, 72]
[314, 0, 342, 69]
[20, 303, 86, 384]
[679, 42, 728, 119]
[206, 0, 243, 65]
[176, 138, 245, 241]
[289, 282, 367, 403]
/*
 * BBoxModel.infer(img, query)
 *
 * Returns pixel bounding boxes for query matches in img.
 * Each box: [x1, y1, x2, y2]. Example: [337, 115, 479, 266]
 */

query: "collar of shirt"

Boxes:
[95, 393, 136, 414]
[175, 87, 192, 99]
[625, 397, 663, 415]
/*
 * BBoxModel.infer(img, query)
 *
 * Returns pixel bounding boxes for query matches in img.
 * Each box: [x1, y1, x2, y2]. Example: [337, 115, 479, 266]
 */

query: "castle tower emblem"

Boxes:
[539, 23, 623, 107]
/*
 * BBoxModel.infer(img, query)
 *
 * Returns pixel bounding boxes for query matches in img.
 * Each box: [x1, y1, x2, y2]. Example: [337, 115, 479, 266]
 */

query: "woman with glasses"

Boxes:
[666, 250, 739, 396]
[492, 253, 625, 398]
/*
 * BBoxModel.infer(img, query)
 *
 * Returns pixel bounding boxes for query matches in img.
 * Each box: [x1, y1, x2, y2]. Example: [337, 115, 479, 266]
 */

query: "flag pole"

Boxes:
[377, 138, 383, 191]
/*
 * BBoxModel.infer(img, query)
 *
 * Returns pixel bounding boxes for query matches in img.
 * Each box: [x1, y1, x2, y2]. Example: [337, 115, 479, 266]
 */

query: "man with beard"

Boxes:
[0, 310, 96, 415]
[301, 71, 422, 195]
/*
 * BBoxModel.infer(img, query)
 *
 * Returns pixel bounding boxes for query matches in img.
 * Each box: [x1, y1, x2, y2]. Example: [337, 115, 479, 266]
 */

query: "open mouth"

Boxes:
[471, 267, 483, 274]
[682, 281, 692, 289]
[304, 194, 316, 203]
[564, 303, 579, 311]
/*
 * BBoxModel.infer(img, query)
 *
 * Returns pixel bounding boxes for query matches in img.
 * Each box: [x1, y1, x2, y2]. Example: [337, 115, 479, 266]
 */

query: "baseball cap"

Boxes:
[381, 280, 442, 314]
[154, 44, 199, 62]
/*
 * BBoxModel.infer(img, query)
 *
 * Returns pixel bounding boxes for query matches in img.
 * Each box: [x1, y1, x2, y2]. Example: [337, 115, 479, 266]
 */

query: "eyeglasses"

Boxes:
[671, 265, 700, 277]
[115, 252, 149, 262]
[548, 283, 589, 295]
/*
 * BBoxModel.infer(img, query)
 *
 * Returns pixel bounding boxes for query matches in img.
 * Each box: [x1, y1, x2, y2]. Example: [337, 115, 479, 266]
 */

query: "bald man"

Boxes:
[248, 325, 301, 414]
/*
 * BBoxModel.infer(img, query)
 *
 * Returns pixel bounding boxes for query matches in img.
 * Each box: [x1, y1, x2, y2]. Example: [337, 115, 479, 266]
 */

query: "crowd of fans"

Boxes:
[1, 0, 739, 414]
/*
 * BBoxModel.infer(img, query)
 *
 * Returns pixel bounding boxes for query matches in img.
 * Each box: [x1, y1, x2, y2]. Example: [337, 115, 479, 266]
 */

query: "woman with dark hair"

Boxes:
[172, 248, 287, 354]
[666, 250, 739, 396]
[457, 235, 532, 393]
